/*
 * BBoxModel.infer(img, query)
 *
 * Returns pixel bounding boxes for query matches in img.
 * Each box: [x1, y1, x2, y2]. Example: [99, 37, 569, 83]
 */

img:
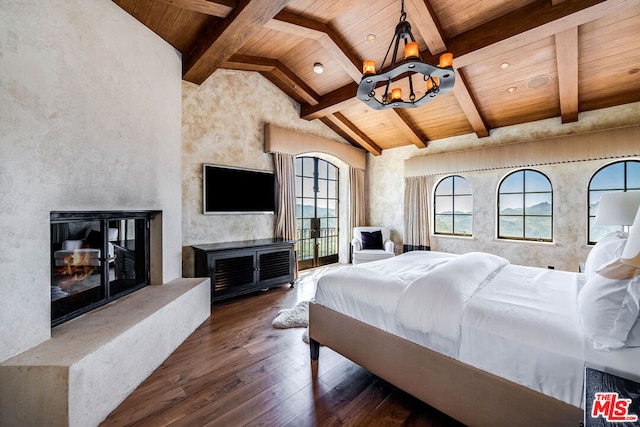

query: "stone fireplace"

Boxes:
[0, 210, 211, 426]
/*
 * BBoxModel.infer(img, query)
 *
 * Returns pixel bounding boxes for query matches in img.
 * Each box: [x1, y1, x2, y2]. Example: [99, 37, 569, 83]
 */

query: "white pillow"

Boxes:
[578, 260, 640, 350]
[584, 231, 627, 280]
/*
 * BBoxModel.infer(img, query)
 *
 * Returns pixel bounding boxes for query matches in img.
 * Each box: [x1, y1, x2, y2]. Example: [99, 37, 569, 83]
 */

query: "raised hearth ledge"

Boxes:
[0, 277, 211, 427]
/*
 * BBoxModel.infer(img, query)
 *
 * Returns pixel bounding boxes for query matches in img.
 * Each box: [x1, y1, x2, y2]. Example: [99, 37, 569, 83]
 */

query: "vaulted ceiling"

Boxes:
[113, 0, 640, 155]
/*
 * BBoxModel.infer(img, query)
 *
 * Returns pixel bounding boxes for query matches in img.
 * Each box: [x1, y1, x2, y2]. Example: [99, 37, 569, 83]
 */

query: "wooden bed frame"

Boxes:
[309, 302, 584, 427]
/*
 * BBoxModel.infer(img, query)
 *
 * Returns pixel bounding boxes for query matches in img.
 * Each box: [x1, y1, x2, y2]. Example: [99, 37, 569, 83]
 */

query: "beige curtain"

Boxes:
[348, 166, 366, 263]
[273, 152, 298, 277]
[349, 167, 366, 229]
[403, 176, 430, 252]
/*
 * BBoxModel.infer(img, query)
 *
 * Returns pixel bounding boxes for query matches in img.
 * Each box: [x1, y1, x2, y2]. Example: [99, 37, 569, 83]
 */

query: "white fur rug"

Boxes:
[272, 300, 310, 343]
[272, 300, 309, 328]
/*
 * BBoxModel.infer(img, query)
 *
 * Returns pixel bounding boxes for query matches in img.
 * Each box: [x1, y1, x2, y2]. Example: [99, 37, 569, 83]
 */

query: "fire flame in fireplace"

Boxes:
[57, 249, 97, 284]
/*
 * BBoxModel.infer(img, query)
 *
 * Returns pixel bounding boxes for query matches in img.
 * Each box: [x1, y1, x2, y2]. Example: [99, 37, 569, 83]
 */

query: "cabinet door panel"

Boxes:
[211, 253, 255, 293]
[257, 248, 293, 285]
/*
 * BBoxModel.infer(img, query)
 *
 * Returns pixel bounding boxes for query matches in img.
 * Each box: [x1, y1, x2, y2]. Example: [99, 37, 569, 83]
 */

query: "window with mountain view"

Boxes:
[434, 175, 473, 236]
[294, 157, 339, 270]
[498, 169, 553, 241]
[588, 160, 640, 244]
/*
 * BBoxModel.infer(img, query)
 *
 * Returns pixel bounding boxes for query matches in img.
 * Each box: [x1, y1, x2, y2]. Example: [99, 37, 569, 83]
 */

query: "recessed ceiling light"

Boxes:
[313, 63, 324, 74]
[506, 86, 517, 93]
[500, 62, 509, 69]
[366, 34, 376, 43]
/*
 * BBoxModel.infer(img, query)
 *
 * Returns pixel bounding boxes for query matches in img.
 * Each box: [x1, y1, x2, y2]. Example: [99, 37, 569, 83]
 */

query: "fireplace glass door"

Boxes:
[51, 211, 151, 326]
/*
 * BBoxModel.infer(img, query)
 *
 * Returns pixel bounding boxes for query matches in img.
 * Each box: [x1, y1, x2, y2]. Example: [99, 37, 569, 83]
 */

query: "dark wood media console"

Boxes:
[192, 238, 295, 302]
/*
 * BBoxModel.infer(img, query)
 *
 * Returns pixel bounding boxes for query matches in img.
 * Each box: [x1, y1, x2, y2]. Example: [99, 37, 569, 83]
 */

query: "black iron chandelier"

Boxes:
[356, 0, 456, 110]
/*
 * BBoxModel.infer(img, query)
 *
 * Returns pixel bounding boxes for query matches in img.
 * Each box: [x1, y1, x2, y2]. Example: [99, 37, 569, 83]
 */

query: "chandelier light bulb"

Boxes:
[405, 42, 419, 59]
[439, 53, 453, 68]
[363, 60, 376, 75]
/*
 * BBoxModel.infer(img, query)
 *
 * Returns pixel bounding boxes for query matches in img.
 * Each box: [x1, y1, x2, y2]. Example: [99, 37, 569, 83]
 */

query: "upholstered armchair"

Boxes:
[351, 226, 395, 265]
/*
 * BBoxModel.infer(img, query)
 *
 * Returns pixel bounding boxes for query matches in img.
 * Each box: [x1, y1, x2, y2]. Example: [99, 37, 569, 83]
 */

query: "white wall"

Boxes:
[0, 0, 183, 362]
[181, 69, 351, 270]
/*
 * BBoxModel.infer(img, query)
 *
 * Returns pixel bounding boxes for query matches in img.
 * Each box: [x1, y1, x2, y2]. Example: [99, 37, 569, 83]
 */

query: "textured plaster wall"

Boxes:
[0, 0, 183, 362]
[366, 145, 416, 252]
[367, 104, 640, 271]
[182, 69, 350, 271]
[426, 159, 622, 271]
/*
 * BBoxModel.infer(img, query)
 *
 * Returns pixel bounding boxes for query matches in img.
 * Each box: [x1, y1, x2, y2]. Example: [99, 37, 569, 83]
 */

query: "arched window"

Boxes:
[434, 175, 472, 236]
[295, 157, 339, 270]
[588, 160, 640, 244]
[498, 169, 553, 241]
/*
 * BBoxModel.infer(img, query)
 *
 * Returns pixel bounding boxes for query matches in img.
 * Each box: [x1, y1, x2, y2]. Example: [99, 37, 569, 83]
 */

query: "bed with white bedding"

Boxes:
[309, 241, 640, 427]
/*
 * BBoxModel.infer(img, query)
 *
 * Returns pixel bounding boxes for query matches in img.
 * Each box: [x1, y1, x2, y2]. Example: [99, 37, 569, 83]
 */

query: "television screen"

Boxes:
[203, 164, 276, 214]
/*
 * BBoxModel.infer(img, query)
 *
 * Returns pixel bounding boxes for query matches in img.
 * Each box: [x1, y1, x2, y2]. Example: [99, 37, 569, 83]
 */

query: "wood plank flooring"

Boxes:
[101, 266, 465, 427]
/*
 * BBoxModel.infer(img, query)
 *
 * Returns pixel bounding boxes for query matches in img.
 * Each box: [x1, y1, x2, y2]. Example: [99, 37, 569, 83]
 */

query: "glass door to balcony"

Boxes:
[295, 157, 339, 270]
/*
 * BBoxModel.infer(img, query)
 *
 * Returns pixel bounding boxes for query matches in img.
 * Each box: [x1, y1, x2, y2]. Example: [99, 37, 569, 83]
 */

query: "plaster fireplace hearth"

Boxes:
[0, 211, 211, 427]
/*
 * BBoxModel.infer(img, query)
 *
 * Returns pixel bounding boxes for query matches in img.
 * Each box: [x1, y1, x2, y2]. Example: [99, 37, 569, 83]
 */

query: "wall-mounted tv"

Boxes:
[203, 164, 276, 214]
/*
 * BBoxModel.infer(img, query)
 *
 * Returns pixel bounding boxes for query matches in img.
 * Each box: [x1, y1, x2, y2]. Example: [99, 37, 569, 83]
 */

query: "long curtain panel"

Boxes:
[349, 167, 366, 263]
[404, 176, 430, 252]
[349, 166, 366, 230]
[273, 152, 299, 277]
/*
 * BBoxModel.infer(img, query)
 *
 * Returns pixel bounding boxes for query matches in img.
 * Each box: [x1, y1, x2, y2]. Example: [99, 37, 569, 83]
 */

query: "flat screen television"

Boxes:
[203, 164, 276, 214]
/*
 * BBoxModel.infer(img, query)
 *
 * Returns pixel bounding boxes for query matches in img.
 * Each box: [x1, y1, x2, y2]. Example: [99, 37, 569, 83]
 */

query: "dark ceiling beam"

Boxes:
[267, 12, 428, 148]
[266, 11, 363, 82]
[318, 117, 360, 150]
[301, 83, 361, 120]
[386, 110, 428, 148]
[452, 70, 490, 138]
[405, 0, 489, 139]
[151, 0, 236, 17]
[320, 113, 383, 156]
[223, 54, 320, 105]
[555, 27, 579, 123]
[449, 0, 630, 68]
[405, 0, 447, 55]
[297, 0, 629, 126]
[183, 0, 291, 84]
[283, 0, 488, 140]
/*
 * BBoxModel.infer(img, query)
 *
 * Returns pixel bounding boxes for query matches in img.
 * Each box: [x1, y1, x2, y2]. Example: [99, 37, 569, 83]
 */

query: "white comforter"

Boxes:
[396, 252, 509, 351]
[314, 250, 640, 408]
[314, 251, 456, 333]
[458, 264, 586, 407]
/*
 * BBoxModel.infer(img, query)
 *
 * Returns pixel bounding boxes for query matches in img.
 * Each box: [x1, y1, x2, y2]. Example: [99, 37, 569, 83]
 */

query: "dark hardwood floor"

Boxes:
[101, 266, 466, 427]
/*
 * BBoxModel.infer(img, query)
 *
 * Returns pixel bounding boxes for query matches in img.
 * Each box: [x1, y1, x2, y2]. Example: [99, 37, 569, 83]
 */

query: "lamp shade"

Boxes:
[594, 192, 640, 226]
[621, 206, 640, 268]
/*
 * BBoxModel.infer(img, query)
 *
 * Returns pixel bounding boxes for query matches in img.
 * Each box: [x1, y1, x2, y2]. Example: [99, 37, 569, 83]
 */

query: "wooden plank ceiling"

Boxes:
[114, 0, 640, 155]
